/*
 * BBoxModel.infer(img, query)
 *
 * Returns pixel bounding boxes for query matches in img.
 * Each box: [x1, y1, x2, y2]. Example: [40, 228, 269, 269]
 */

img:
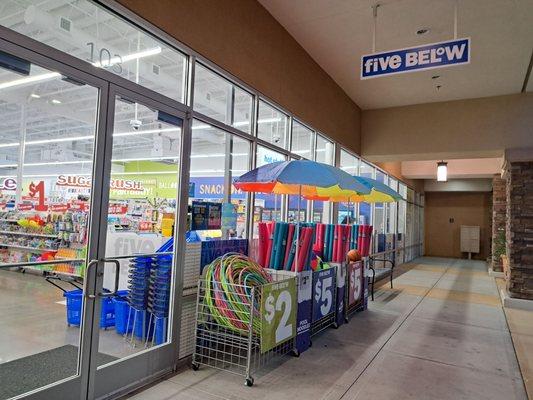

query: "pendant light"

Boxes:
[437, 161, 448, 182]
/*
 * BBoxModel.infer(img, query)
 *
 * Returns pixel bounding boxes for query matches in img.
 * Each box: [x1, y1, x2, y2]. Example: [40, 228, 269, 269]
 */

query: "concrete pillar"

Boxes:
[505, 161, 533, 300]
[491, 174, 506, 272]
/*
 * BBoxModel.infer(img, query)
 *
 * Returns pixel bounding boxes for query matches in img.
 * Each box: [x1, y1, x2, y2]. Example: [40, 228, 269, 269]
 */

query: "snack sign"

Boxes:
[361, 38, 470, 79]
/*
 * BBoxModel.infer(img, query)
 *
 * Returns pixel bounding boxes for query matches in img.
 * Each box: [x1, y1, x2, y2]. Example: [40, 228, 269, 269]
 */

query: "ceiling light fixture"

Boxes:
[0, 72, 61, 91]
[51, 99, 62, 104]
[437, 161, 448, 182]
[30, 93, 41, 98]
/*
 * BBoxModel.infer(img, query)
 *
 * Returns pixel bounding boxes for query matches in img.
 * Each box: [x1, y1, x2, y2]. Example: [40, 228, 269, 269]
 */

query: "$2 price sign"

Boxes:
[261, 279, 297, 353]
[312, 268, 335, 321]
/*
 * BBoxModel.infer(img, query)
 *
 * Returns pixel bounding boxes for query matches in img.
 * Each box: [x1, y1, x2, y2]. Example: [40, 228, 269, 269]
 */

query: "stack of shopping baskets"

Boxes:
[122, 254, 173, 347]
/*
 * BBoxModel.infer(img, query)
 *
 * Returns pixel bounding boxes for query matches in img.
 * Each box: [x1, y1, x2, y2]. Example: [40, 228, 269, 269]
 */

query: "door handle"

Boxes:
[84, 259, 99, 299]
[99, 259, 121, 298]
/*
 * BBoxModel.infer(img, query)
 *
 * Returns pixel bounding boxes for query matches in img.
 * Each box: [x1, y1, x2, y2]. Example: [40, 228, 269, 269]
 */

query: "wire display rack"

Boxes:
[192, 271, 296, 387]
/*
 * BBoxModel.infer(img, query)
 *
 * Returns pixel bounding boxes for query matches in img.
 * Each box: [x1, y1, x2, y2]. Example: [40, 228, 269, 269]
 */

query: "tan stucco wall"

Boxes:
[116, 0, 362, 154]
[362, 93, 533, 162]
[425, 192, 491, 260]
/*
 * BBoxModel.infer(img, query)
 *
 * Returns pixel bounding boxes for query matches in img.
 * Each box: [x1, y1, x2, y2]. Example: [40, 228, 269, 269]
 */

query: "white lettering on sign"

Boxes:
[56, 175, 144, 191]
[361, 38, 470, 79]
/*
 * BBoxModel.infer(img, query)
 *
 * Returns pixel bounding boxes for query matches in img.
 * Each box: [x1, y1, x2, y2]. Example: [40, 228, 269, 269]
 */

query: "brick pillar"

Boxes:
[506, 162, 533, 300]
[491, 175, 506, 272]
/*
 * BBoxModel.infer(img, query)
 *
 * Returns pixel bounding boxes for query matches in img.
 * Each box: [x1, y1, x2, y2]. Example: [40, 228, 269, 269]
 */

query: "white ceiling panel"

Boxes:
[259, 0, 533, 109]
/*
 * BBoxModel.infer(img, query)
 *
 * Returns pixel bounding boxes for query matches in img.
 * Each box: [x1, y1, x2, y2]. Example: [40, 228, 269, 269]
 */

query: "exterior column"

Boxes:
[506, 161, 533, 300]
[491, 174, 506, 272]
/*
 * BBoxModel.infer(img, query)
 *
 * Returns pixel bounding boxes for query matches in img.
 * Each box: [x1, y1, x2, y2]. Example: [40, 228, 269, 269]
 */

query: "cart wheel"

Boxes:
[244, 377, 254, 387]
[21, 269, 25, 274]
[309, 340, 313, 347]
[191, 362, 200, 371]
[291, 349, 300, 357]
[332, 322, 339, 329]
[344, 316, 349, 323]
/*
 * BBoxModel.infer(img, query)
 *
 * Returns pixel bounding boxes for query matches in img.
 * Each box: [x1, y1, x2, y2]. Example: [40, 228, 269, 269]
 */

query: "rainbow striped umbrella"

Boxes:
[233, 160, 370, 197]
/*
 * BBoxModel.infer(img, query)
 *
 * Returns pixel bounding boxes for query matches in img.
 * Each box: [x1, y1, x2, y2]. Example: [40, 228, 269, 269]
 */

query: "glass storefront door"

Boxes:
[91, 90, 185, 399]
[0, 30, 189, 400]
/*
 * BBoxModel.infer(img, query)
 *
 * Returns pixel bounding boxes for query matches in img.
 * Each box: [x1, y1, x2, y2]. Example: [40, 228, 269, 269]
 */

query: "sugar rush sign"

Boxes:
[361, 38, 470, 79]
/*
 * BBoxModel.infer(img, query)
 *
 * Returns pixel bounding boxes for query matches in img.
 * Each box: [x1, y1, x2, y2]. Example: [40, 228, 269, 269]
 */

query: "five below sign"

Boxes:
[361, 38, 470, 79]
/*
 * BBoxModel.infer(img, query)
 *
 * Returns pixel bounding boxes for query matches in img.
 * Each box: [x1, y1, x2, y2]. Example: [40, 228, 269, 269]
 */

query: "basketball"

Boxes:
[347, 249, 361, 262]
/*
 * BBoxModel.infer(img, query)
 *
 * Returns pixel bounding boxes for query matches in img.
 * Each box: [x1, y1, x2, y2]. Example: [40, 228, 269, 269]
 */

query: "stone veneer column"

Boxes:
[491, 175, 506, 272]
[506, 161, 533, 300]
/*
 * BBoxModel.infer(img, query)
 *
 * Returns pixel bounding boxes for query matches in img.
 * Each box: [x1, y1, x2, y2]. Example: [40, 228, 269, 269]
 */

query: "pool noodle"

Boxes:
[297, 227, 312, 272]
[306, 225, 316, 270]
[269, 222, 279, 268]
[277, 223, 288, 269]
[324, 224, 330, 261]
[264, 222, 274, 268]
[284, 223, 294, 268]
[332, 225, 339, 262]
[287, 225, 298, 271]
[257, 222, 267, 266]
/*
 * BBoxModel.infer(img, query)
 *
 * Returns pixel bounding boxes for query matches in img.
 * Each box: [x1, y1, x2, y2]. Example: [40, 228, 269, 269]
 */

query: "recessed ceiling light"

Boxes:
[30, 93, 40, 98]
[416, 28, 429, 35]
[51, 99, 61, 104]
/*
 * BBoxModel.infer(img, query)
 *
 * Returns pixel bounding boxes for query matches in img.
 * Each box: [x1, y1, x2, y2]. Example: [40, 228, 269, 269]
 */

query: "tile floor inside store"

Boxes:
[127, 257, 532, 400]
[0, 269, 137, 363]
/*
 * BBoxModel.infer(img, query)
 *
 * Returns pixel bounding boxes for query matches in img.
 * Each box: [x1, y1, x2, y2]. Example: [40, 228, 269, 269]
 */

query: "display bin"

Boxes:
[344, 260, 366, 320]
[310, 265, 338, 336]
[192, 270, 297, 387]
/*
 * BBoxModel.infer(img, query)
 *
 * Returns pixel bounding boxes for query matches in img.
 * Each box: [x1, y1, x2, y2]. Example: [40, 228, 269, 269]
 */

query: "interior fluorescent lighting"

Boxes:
[191, 154, 224, 158]
[114, 171, 176, 175]
[30, 93, 40, 98]
[51, 99, 61, 104]
[112, 156, 178, 162]
[0, 143, 20, 148]
[0, 72, 61, 91]
[114, 127, 180, 137]
[192, 124, 211, 130]
[437, 161, 448, 182]
[25, 160, 92, 166]
[26, 135, 93, 145]
[0, 164, 20, 168]
[258, 117, 282, 124]
[92, 47, 162, 68]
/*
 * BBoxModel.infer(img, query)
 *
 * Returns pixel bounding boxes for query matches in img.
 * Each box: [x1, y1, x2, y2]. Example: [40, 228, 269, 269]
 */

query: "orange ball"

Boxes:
[347, 249, 361, 262]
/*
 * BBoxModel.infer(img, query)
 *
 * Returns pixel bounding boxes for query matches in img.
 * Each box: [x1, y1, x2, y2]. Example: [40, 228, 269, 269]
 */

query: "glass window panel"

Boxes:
[257, 101, 288, 149]
[253, 146, 286, 233]
[313, 135, 334, 223]
[338, 150, 358, 224]
[194, 64, 232, 125]
[291, 120, 313, 160]
[373, 170, 386, 235]
[190, 120, 251, 238]
[1, 0, 187, 102]
[315, 135, 334, 165]
[358, 161, 373, 225]
[387, 177, 398, 234]
[232, 87, 253, 134]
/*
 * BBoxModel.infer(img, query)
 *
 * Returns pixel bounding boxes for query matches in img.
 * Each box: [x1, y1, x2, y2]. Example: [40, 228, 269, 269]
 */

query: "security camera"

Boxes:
[130, 119, 142, 130]
[273, 135, 281, 143]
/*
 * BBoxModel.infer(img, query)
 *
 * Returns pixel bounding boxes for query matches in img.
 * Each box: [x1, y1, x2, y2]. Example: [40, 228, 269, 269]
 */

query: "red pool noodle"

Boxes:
[258, 222, 267, 266]
[336, 225, 344, 262]
[264, 221, 274, 268]
[297, 227, 313, 272]
[332, 225, 338, 262]
[357, 225, 364, 253]
[284, 223, 295, 267]
[365, 225, 374, 256]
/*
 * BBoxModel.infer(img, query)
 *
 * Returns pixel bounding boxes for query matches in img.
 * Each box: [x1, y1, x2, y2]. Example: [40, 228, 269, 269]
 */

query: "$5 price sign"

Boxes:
[348, 262, 363, 306]
[312, 268, 335, 321]
[261, 279, 297, 353]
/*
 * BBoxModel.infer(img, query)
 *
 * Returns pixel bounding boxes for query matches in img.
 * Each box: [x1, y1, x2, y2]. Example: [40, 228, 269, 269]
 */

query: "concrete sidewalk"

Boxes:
[126, 257, 529, 400]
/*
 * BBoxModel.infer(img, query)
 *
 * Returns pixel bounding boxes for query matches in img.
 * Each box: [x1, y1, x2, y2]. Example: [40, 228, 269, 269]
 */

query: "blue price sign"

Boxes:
[312, 268, 336, 322]
[361, 38, 470, 79]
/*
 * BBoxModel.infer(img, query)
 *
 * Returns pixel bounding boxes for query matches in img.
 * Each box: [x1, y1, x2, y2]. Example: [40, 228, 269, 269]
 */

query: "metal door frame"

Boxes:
[90, 84, 190, 400]
[0, 25, 192, 400]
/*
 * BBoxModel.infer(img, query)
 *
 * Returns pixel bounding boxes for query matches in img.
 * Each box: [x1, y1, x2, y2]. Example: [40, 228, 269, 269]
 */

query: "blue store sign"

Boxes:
[361, 38, 470, 79]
